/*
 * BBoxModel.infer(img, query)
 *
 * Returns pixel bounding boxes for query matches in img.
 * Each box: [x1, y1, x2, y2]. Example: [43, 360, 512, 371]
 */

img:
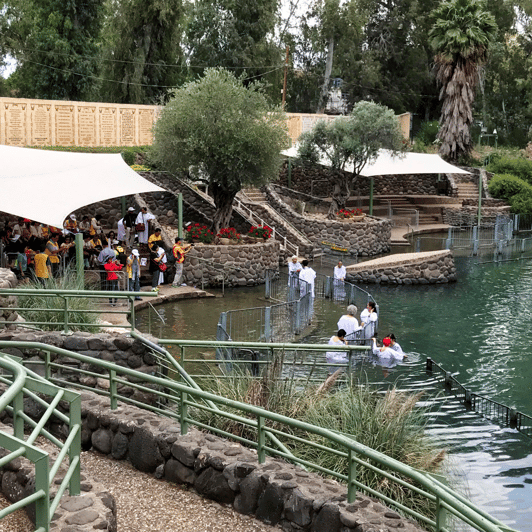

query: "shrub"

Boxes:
[487, 155, 532, 185]
[488, 173, 532, 201]
[510, 192, 532, 214]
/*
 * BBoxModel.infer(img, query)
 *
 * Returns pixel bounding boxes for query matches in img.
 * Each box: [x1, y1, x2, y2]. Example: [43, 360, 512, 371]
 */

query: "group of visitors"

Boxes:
[288, 256, 317, 297]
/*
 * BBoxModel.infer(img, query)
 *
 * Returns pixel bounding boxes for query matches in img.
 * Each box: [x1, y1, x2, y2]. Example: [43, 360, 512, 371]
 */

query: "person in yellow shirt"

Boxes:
[148, 227, 163, 245]
[33, 245, 51, 285]
[45, 234, 61, 276]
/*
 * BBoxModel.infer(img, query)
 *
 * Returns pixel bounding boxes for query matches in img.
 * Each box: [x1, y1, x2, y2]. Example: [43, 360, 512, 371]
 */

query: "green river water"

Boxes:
[136, 247, 532, 531]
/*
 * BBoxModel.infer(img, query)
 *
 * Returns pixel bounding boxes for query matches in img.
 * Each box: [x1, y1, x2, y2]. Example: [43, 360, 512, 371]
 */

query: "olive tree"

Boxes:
[151, 68, 289, 232]
[298, 101, 404, 217]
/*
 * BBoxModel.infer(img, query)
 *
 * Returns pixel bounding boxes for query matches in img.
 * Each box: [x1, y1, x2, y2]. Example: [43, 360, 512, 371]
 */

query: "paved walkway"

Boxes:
[391, 224, 450, 245]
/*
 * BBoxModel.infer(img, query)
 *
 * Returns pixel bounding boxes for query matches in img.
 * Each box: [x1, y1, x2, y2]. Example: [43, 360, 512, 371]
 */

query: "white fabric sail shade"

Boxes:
[281, 146, 470, 176]
[0, 145, 165, 228]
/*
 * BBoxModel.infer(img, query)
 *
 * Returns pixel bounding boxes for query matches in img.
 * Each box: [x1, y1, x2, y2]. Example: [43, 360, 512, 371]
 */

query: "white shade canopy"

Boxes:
[0, 145, 165, 227]
[282, 146, 470, 176]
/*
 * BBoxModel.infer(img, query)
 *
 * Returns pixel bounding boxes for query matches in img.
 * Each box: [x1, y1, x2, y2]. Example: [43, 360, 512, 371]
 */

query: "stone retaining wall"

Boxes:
[346, 250, 456, 285]
[265, 186, 391, 256]
[442, 206, 511, 226]
[184, 240, 280, 287]
[72, 391, 424, 532]
[0, 270, 19, 329]
[0, 329, 161, 402]
[0, 424, 117, 532]
[278, 163, 445, 197]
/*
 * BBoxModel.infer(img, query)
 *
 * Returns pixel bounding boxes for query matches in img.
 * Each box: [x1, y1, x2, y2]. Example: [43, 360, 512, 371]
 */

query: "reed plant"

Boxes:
[17, 270, 101, 332]
[194, 361, 446, 521]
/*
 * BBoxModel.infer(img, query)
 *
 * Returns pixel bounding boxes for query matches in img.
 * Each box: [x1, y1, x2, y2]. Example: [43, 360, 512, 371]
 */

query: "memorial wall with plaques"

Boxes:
[0, 97, 161, 147]
[1, 97, 410, 148]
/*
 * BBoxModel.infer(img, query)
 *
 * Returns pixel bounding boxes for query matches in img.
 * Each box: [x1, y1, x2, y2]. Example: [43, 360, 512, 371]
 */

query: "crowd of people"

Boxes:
[0, 209, 193, 297]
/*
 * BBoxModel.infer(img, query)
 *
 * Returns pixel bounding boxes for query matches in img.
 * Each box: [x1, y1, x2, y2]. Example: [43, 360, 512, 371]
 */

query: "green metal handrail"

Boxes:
[0, 288, 158, 333]
[0, 340, 516, 532]
[0, 354, 81, 532]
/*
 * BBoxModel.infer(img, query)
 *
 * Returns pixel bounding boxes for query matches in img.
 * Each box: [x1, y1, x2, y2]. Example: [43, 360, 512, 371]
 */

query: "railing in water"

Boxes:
[426, 357, 532, 439]
[0, 353, 81, 532]
[0, 340, 518, 532]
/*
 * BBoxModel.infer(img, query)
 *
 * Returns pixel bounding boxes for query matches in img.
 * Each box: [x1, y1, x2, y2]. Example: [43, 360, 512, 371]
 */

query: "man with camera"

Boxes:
[171, 237, 193, 287]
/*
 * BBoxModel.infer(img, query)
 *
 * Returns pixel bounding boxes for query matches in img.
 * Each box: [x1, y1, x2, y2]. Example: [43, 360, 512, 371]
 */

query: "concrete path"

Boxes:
[391, 224, 450, 245]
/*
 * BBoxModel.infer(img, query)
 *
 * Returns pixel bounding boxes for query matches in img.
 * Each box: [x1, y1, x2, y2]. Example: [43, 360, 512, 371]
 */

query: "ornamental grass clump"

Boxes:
[193, 363, 446, 521]
[17, 271, 101, 332]
[185, 223, 214, 243]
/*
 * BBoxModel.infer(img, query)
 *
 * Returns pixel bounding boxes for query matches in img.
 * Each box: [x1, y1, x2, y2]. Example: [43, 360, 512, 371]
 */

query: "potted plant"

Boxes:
[248, 225, 273, 240]
[217, 227, 241, 244]
[337, 208, 365, 221]
[186, 223, 214, 244]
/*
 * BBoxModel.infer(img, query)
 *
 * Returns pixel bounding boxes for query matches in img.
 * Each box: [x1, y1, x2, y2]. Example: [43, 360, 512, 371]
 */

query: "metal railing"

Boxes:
[0, 288, 158, 334]
[426, 358, 532, 439]
[0, 353, 81, 532]
[0, 340, 517, 532]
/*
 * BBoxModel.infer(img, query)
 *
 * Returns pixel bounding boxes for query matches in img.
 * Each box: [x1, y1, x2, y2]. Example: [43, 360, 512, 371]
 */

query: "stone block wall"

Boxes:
[278, 163, 445, 197]
[442, 206, 511, 226]
[66, 391, 425, 532]
[346, 250, 456, 285]
[0, 269, 19, 329]
[265, 186, 391, 256]
[0, 329, 161, 401]
[184, 240, 280, 287]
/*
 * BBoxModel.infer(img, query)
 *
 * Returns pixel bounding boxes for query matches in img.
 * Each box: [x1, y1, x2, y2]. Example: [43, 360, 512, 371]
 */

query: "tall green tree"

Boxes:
[185, 0, 282, 96]
[1, 0, 103, 100]
[298, 101, 404, 217]
[430, 0, 497, 161]
[98, 0, 185, 104]
[150, 69, 289, 232]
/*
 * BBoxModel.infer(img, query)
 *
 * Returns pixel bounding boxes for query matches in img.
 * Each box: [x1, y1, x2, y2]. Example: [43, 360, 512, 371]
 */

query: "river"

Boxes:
[136, 247, 532, 531]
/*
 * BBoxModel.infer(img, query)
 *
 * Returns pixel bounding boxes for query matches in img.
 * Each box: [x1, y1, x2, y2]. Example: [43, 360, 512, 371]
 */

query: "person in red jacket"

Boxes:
[104, 256, 123, 305]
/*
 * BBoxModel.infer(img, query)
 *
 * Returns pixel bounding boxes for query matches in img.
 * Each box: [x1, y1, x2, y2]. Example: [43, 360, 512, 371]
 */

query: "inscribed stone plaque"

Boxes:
[78, 106, 97, 146]
[99, 107, 118, 146]
[30, 103, 52, 145]
[55, 105, 75, 146]
[119, 108, 136, 145]
[138, 109, 154, 145]
[4, 103, 27, 145]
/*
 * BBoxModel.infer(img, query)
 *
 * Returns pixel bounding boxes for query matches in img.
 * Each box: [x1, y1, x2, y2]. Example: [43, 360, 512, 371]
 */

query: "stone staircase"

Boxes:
[455, 182, 479, 202]
[237, 188, 315, 258]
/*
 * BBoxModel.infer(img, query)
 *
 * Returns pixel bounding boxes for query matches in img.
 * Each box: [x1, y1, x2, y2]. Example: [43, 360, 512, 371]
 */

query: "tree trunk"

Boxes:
[211, 182, 237, 234]
[316, 36, 335, 114]
[327, 170, 350, 218]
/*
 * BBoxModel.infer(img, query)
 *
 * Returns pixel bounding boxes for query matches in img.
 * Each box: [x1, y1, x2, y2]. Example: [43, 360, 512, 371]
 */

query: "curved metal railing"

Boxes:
[0, 340, 517, 532]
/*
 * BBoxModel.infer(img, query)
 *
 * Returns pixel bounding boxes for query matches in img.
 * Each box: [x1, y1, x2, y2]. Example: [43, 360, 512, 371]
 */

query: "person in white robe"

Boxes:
[337, 305, 362, 341]
[117, 218, 126, 243]
[333, 260, 347, 299]
[385, 333, 404, 354]
[288, 256, 301, 286]
[360, 301, 378, 339]
[157, 246, 167, 286]
[326, 329, 348, 372]
[299, 260, 316, 297]
[371, 337, 406, 362]
[135, 207, 156, 244]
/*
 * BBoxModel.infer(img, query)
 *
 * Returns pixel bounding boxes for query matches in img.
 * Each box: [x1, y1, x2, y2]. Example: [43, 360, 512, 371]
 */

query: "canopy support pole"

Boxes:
[75, 233, 84, 289]
[178, 193, 183, 239]
[120, 196, 126, 217]
[369, 177, 374, 216]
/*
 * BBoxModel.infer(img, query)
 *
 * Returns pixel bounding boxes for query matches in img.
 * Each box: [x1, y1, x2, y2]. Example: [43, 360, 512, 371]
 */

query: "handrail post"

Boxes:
[257, 414, 266, 463]
[295, 300, 301, 334]
[109, 369, 117, 410]
[69, 394, 81, 496]
[180, 390, 189, 435]
[265, 270, 271, 299]
[435, 496, 447, 532]
[12, 379, 24, 440]
[63, 296, 70, 335]
[129, 296, 136, 333]
[44, 350, 51, 381]
[264, 307, 272, 342]
[347, 448, 357, 503]
[34, 453, 50, 531]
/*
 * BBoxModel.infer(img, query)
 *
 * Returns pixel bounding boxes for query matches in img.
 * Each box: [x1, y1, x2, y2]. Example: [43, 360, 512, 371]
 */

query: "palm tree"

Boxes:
[429, 0, 497, 162]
